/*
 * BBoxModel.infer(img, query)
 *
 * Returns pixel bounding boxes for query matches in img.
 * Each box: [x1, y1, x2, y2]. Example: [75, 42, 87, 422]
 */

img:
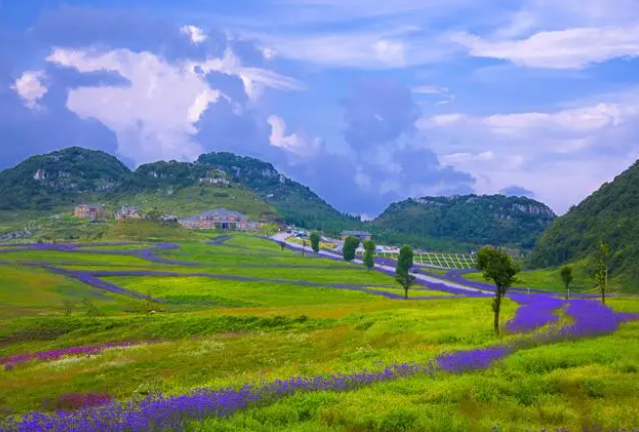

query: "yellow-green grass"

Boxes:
[462, 260, 595, 293]
[104, 220, 199, 242]
[103, 276, 390, 307]
[366, 286, 455, 297]
[156, 251, 354, 267]
[0, 264, 125, 317]
[189, 306, 639, 432]
[0, 297, 517, 413]
[223, 235, 284, 251]
[0, 250, 162, 267]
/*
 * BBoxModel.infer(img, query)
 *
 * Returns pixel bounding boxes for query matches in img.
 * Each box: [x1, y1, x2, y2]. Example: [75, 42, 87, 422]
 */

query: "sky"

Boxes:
[1, 0, 639, 217]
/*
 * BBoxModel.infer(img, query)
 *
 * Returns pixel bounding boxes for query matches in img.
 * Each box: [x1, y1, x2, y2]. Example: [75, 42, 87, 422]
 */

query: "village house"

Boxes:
[74, 204, 106, 221]
[341, 230, 372, 242]
[115, 206, 141, 220]
[179, 209, 250, 230]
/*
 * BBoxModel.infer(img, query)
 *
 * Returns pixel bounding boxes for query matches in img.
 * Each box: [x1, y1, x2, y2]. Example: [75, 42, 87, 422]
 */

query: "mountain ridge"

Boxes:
[0, 147, 557, 250]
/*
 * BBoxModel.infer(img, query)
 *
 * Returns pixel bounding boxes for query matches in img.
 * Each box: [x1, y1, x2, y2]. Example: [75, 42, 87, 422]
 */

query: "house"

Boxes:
[74, 204, 105, 221]
[179, 208, 249, 230]
[115, 206, 141, 220]
[199, 177, 230, 186]
[341, 230, 372, 242]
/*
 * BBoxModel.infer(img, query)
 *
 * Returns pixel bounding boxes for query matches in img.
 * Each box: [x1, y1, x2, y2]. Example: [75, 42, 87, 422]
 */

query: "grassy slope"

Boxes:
[1, 235, 639, 431]
[461, 260, 603, 293]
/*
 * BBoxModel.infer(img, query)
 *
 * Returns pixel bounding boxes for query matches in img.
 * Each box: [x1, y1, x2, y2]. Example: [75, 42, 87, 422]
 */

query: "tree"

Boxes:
[477, 246, 520, 335]
[342, 236, 360, 262]
[302, 239, 307, 257]
[63, 299, 74, 316]
[310, 232, 321, 254]
[395, 245, 415, 299]
[560, 265, 574, 300]
[363, 240, 376, 272]
[594, 241, 610, 304]
[261, 223, 278, 236]
[145, 207, 162, 222]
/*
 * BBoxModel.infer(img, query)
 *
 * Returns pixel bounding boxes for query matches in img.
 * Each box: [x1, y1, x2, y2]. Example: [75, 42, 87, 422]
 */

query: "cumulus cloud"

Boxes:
[181, 25, 207, 44]
[43, 44, 304, 165]
[267, 115, 323, 157]
[12, 71, 48, 109]
[342, 78, 420, 151]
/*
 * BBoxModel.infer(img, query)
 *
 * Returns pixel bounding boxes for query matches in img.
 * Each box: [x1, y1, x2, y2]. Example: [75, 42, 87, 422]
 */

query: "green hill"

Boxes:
[0, 148, 358, 237]
[0, 147, 131, 211]
[369, 195, 556, 252]
[197, 152, 360, 233]
[529, 160, 639, 291]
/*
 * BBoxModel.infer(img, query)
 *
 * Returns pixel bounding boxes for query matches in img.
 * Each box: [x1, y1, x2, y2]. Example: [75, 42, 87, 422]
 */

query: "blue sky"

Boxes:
[2, 0, 639, 217]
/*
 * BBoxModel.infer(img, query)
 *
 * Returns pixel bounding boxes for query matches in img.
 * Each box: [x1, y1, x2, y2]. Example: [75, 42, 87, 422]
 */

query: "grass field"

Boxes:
[1, 234, 638, 432]
[461, 260, 596, 293]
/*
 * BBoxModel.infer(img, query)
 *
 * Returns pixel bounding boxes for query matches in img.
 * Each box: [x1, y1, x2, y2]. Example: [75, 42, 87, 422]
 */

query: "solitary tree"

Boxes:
[310, 232, 321, 254]
[560, 265, 574, 300]
[363, 240, 376, 272]
[594, 241, 610, 304]
[477, 246, 520, 336]
[342, 236, 360, 262]
[395, 245, 416, 299]
[63, 299, 74, 316]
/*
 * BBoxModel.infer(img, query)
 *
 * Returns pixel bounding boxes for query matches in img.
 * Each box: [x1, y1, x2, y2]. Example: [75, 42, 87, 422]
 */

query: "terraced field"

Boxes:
[1, 234, 638, 432]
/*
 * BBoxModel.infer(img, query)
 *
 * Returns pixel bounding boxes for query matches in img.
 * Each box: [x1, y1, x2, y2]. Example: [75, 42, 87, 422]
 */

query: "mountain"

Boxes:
[0, 147, 357, 234]
[529, 160, 639, 290]
[368, 195, 556, 252]
[0, 147, 131, 211]
[197, 153, 360, 233]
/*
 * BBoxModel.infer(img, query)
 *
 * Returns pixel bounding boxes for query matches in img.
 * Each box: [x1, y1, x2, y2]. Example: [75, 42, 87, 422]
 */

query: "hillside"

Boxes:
[529, 159, 639, 290]
[0, 148, 357, 236]
[197, 153, 360, 233]
[369, 195, 556, 252]
[0, 147, 131, 211]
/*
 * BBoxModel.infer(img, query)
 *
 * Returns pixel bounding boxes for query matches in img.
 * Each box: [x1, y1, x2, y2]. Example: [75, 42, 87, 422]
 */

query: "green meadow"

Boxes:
[1, 234, 638, 431]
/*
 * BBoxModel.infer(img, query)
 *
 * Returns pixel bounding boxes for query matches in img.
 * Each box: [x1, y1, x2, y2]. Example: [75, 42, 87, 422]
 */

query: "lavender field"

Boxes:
[1, 234, 638, 432]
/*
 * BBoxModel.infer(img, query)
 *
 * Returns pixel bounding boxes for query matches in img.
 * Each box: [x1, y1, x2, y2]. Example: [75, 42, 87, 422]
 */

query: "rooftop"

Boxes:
[341, 230, 372, 236]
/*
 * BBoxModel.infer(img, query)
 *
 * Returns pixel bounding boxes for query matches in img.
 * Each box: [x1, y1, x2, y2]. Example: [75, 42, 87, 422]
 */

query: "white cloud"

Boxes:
[267, 115, 323, 157]
[245, 28, 453, 69]
[412, 85, 455, 105]
[47, 48, 214, 164]
[440, 151, 494, 164]
[12, 70, 47, 109]
[196, 48, 304, 102]
[418, 90, 639, 213]
[181, 25, 208, 44]
[44, 46, 304, 164]
[453, 25, 639, 69]
[495, 0, 639, 38]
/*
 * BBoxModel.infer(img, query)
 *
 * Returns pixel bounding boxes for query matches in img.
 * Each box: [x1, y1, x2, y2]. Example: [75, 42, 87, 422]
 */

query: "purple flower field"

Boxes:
[506, 293, 565, 333]
[0, 342, 142, 367]
[1, 295, 636, 432]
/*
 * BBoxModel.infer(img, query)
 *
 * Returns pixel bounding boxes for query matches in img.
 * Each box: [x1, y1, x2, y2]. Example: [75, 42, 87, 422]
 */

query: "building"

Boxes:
[115, 206, 141, 220]
[179, 208, 249, 230]
[199, 177, 230, 186]
[74, 204, 105, 221]
[341, 230, 372, 241]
